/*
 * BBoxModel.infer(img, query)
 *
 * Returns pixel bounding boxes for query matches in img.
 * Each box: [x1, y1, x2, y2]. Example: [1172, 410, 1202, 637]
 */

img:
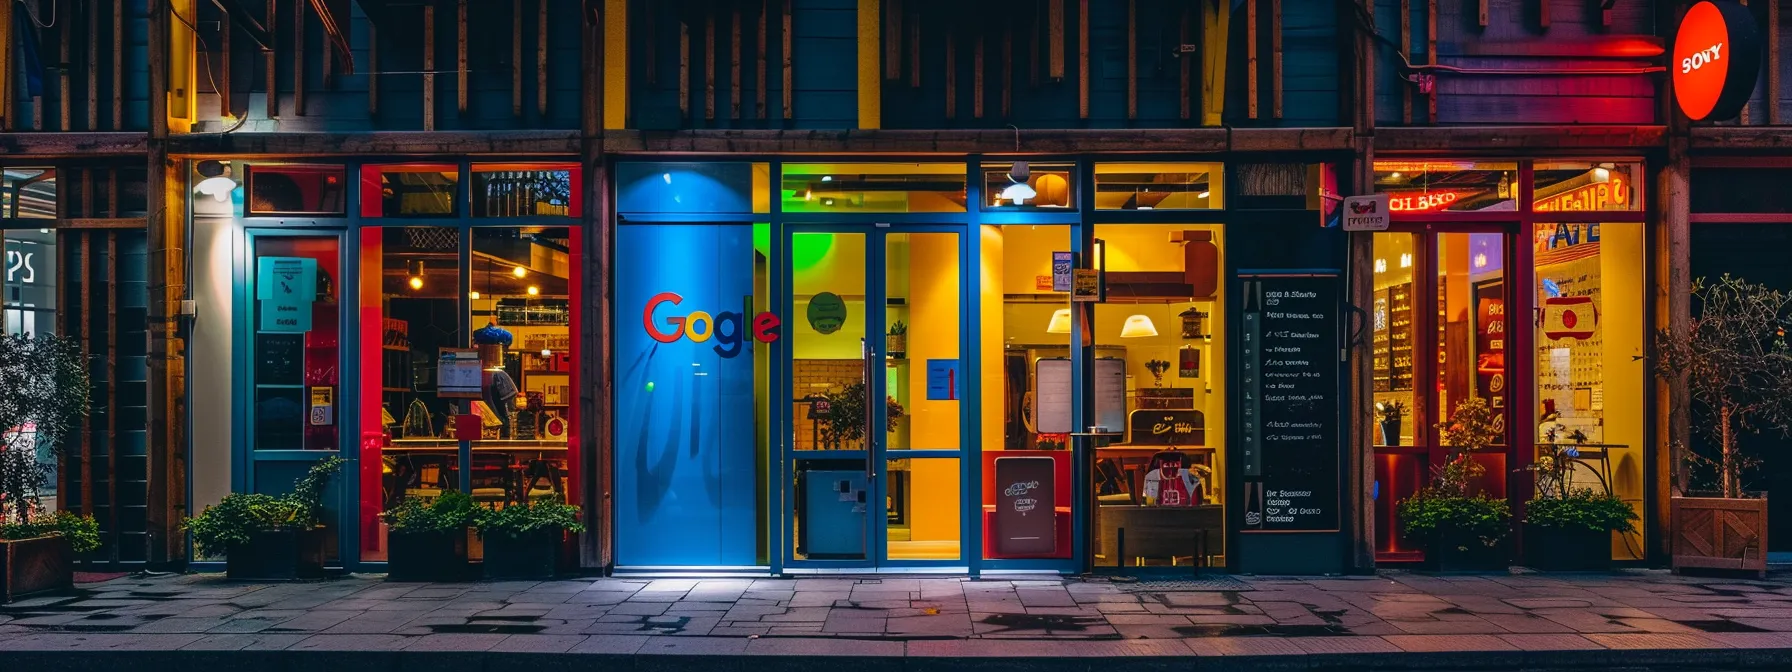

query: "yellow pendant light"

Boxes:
[1045, 309, 1072, 334]
[1120, 314, 1158, 338]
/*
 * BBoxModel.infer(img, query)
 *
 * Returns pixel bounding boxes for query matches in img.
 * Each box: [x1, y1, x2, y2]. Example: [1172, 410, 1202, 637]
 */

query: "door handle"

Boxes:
[864, 338, 877, 480]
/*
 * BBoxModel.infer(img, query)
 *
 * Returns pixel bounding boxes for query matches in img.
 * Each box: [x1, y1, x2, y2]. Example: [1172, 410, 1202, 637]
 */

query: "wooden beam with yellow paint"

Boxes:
[857, 0, 880, 129]
[168, 0, 198, 132]
[603, 0, 629, 129]
[1200, 0, 1229, 127]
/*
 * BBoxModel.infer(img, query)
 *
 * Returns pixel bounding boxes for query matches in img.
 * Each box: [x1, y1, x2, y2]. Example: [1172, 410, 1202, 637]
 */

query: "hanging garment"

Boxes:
[1142, 450, 1203, 507]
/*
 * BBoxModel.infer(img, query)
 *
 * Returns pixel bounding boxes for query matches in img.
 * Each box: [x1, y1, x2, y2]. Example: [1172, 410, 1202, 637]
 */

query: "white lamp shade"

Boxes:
[194, 176, 239, 202]
[1045, 308, 1072, 334]
[1120, 314, 1158, 338]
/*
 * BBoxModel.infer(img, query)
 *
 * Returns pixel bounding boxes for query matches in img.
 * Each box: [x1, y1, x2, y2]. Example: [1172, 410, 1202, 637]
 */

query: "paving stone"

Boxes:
[401, 633, 509, 651]
[488, 634, 590, 652]
[1583, 633, 1729, 649]
[1185, 637, 1305, 656]
[1291, 636, 1402, 655]
[637, 635, 750, 655]
[608, 601, 671, 616]
[746, 637, 904, 656]
[1384, 634, 1518, 652]
[287, 634, 415, 651]
[179, 633, 311, 650]
[1495, 633, 1605, 651]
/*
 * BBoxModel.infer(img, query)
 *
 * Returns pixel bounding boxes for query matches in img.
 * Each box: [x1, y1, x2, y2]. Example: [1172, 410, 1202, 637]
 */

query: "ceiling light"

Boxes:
[541, 348, 552, 358]
[469, 291, 481, 300]
[662, 173, 672, 184]
[1046, 309, 1072, 334]
[407, 260, 425, 290]
[408, 276, 424, 290]
[1001, 161, 1036, 205]
[1121, 314, 1158, 338]
[1196, 191, 1210, 199]
[527, 285, 540, 296]
[513, 266, 527, 278]
[821, 175, 833, 182]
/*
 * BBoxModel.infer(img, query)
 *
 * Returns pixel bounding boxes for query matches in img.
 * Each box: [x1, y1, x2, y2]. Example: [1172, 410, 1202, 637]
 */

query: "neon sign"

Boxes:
[1387, 191, 1466, 212]
[1535, 174, 1630, 212]
[643, 292, 780, 358]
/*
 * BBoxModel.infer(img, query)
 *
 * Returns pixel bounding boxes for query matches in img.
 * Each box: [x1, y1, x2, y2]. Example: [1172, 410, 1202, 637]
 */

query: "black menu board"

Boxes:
[1239, 274, 1340, 533]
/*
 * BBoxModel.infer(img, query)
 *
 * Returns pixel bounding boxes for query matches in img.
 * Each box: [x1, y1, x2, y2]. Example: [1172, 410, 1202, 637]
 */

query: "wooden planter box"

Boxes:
[1672, 495, 1768, 578]
[226, 529, 327, 581]
[0, 535, 74, 603]
[482, 531, 563, 580]
[1523, 524, 1612, 572]
[387, 529, 472, 582]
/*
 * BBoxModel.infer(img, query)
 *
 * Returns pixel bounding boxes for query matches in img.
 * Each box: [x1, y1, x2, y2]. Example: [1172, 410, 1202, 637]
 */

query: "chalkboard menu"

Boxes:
[1239, 274, 1340, 533]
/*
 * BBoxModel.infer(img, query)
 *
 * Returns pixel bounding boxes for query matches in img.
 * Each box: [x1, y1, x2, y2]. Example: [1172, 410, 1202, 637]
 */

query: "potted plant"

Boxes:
[816, 381, 904, 450]
[1523, 489, 1638, 571]
[0, 334, 93, 601]
[1655, 275, 1792, 577]
[1397, 397, 1512, 571]
[476, 499, 584, 579]
[1376, 400, 1407, 447]
[383, 490, 477, 581]
[1, 512, 100, 602]
[1145, 359, 1172, 387]
[185, 457, 344, 580]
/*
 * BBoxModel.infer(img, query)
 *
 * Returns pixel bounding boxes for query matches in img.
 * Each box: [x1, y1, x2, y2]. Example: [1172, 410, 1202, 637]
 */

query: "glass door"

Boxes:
[785, 227, 967, 568]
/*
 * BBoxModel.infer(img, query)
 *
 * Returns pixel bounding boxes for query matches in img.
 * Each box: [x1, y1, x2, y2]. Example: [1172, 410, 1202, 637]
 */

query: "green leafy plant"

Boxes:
[0, 334, 92, 525]
[1376, 400, 1407, 423]
[1655, 275, 1792, 498]
[0, 511, 101, 553]
[475, 500, 584, 540]
[816, 381, 904, 447]
[1524, 488, 1638, 534]
[184, 457, 344, 556]
[383, 491, 478, 536]
[1397, 493, 1512, 549]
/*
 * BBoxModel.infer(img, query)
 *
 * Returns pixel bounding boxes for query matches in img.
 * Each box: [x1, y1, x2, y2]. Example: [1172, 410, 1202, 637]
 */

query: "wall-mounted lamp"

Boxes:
[194, 160, 238, 202]
[527, 285, 540, 296]
[512, 265, 528, 278]
[407, 260, 426, 290]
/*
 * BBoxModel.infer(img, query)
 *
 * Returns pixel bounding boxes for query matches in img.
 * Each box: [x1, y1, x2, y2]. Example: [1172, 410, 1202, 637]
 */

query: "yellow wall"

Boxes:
[898, 232, 961, 543]
[1600, 224, 1647, 559]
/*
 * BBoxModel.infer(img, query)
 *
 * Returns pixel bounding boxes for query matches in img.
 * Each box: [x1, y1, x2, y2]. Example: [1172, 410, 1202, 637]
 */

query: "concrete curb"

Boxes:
[7, 645, 1792, 671]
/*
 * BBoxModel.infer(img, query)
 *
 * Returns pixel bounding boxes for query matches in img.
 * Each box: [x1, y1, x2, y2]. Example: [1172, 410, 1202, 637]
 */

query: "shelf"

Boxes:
[383, 345, 409, 352]
[382, 387, 411, 393]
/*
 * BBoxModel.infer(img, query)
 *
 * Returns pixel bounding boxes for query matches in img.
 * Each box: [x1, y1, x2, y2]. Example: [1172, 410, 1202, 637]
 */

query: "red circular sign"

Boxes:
[1672, 1, 1762, 122]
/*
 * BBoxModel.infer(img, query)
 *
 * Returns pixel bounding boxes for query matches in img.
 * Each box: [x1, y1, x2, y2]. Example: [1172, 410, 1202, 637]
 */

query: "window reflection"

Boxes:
[1373, 161, 1519, 213]
[472, 166, 577, 218]
[360, 165, 459, 218]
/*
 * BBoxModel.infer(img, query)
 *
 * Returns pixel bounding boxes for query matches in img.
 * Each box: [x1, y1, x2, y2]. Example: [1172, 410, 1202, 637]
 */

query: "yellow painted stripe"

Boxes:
[169, 0, 198, 132]
[857, 0, 880, 129]
[1201, 0, 1228, 127]
[604, 0, 629, 129]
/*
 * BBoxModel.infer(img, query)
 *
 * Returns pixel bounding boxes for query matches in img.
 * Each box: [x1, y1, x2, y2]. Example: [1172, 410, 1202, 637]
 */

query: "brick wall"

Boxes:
[792, 359, 865, 450]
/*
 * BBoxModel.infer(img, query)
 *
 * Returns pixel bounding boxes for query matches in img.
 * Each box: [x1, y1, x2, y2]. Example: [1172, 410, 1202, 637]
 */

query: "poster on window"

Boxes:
[1472, 279, 1507, 443]
[1536, 238, 1605, 443]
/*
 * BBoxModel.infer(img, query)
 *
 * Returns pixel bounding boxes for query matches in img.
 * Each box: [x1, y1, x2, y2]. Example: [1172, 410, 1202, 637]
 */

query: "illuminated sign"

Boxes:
[643, 292, 780, 358]
[1672, 1, 1761, 122]
[1535, 174, 1631, 212]
[1387, 191, 1467, 212]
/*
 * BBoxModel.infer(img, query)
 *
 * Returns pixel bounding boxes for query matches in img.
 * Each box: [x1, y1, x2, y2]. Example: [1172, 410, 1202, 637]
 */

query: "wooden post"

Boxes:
[1772, 0, 1782, 125]
[1002, 23, 1012, 119]
[1271, 0, 1282, 119]
[1247, 0, 1258, 119]
[732, 5, 742, 119]
[369, 23, 380, 116]
[681, 20, 691, 121]
[1478, 0, 1488, 27]
[1127, 0, 1137, 120]
[221, 11, 233, 120]
[884, 0, 901, 80]
[1049, 0, 1064, 79]
[1538, 0, 1547, 29]
[423, 3, 435, 130]
[88, 0, 99, 129]
[706, 10, 717, 121]
[266, 0, 278, 119]
[457, 0, 467, 115]
[760, 0, 770, 117]
[1179, 5, 1191, 121]
[146, 0, 189, 566]
[946, 26, 957, 119]
[107, 231, 119, 562]
[1401, 0, 1411, 124]
[539, 0, 550, 117]
[514, 1, 524, 117]
[579, 0, 609, 571]
[1078, 0, 1088, 119]
[974, 30, 985, 119]
[296, 0, 308, 115]
[1427, 0, 1437, 122]
[784, 0, 793, 120]
[79, 230, 92, 520]
[908, 7, 920, 88]
[113, 0, 123, 128]
[1658, 139, 1691, 551]
[60, 0, 70, 129]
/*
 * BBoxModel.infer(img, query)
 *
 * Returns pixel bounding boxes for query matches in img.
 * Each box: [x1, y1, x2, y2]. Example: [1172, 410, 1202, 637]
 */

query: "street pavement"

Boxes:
[6, 569, 1792, 669]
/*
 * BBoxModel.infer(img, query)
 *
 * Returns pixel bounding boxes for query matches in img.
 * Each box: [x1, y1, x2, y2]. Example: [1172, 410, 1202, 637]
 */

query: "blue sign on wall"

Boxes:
[613, 224, 761, 567]
[926, 359, 960, 401]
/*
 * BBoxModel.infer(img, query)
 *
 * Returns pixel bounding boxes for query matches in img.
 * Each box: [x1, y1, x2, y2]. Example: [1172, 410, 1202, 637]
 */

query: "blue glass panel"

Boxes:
[614, 224, 761, 567]
[616, 163, 756, 215]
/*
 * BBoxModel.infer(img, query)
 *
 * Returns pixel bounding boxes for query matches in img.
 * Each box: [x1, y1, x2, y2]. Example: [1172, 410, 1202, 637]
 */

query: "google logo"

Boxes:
[643, 292, 781, 358]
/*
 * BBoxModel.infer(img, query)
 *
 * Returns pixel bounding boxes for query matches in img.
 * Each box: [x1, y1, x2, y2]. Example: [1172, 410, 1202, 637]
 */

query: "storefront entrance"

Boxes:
[783, 226, 971, 569]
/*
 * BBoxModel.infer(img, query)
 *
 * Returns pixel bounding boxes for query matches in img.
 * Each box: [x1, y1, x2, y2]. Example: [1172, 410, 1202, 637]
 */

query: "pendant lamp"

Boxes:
[1120, 314, 1158, 338]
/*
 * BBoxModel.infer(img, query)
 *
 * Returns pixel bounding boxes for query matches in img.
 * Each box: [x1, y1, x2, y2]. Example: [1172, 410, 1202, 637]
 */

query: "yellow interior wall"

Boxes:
[899, 233, 961, 543]
[1600, 224, 1646, 560]
[603, 0, 629, 129]
[1370, 233, 1419, 440]
[792, 233, 869, 359]
[980, 227, 1007, 458]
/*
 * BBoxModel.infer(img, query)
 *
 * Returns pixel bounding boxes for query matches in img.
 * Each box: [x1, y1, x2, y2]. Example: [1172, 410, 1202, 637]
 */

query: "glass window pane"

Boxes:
[1, 169, 57, 220]
[249, 236, 340, 454]
[359, 164, 459, 218]
[886, 457, 961, 560]
[615, 162, 769, 214]
[1371, 232, 1417, 446]
[245, 164, 348, 215]
[981, 224, 1073, 560]
[791, 232, 870, 451]
[1435, 232, 1509, 494]
[4, 229, 57, 338]
[1534, 162, 1640, 212]
[1091, 223, 1226, 568]
[886, 232, 960, 451]
[1093, 162, 1223, 210]
[1373, 160, 1519, 213]
[781, 163, 967, 213]
[1533, 222, 1646, 560]
[983, 162, 1076, 210]
[471, 165, 579, 218]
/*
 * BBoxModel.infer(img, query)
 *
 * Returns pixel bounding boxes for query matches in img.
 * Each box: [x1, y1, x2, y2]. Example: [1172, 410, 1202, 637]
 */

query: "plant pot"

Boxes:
[387, 529, 472, 582]
[1424, 529, 1508, 573]
[225, 528, 328, 581]
[1523, 523, 1612, 571]
[0, 534, 73, 603]
[1671, 495, 1768, 578]
[1379, 419, 1402, 447]
[482, 530, 563, 580]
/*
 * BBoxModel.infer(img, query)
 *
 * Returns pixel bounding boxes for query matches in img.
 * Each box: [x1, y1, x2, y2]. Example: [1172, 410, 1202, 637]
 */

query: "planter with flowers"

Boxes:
[1519, 432, 1637, 571]
[1398, 397, 1512, 572]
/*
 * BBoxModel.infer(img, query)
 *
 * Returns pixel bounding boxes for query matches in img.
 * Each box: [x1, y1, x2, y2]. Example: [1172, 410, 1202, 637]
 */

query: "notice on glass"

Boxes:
[1239, 275, 1340, 533]
[438, 348, 483, 398]
[1093, 358, 1127, 434]
[1034, 359, 1073, 435]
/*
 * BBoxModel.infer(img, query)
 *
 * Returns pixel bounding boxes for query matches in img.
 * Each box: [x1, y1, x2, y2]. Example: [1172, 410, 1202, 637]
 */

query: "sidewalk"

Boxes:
[5, 569, 1792, 670]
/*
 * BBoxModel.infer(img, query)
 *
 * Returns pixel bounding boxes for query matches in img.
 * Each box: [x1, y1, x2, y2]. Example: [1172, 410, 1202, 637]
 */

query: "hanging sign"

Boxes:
[1070, 268, 1100, 302]
[1340, 194, 1390, 231]
[438, 348, 484, 398]
[1672, 1, 1762, 122]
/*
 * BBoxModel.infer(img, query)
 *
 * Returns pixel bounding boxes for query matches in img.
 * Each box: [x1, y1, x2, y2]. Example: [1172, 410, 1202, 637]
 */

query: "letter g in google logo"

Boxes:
[643, 292, 781, 358]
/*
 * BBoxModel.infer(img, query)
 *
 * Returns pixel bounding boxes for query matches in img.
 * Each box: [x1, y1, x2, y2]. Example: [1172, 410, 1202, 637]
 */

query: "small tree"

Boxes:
[0, 334, 92, 524]
[1656, 275, 1792, 499]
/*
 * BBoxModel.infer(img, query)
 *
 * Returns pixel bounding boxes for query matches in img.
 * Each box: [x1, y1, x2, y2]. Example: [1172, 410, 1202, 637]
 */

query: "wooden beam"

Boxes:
[539, 0, 549, 117]
[1772, 0, 1782, 126]
[705, 10, 716, 121]
[599, 126, 1352, 154]
[221, 11, 233, 120]
[0, 133, 150, 157]
[1247, 0, 1257, 119]
[61, 1, 70, 129]
[1179, 5, 1191, 121]
[167, 130, 581, 157]
[945, 25, 956, 119]
[760, 0, 770, 117]
[1376, 125, 1668, 151]
[457, 0, 467, 115]
[369, 23, 380, 115]
[423, 3, 435, 130]
[114, 0, 123, 128]
[296, 0, 308, 115]
[680, 20, 691, 122]
[783, 0, 793, 120]
[89, 0, 100, 129]
[1400, 0, 1410, 124]
[1078, 0, 1088, 119]
[974, 29, 984, 119]
[1049, 0, 1064, 79]
[514, 1, 524, 117]
[1127, 0, 1137, 120]
[1272, 0, 1282, 119]
[732, 4, 742, 118]
[884, 0, 901, 80]
[267, 0, 278, 118]
[58, 217, 151, 230]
